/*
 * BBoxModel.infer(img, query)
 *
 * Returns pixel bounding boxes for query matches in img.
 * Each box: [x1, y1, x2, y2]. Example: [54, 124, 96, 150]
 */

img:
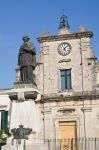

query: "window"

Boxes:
[60, 69, 72, 90]
[1, 111, 8, 129]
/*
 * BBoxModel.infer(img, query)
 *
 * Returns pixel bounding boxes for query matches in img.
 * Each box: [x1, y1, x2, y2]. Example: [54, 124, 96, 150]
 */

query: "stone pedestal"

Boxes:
[1, 83, 47, 150]
[2, 139, 49, 150]
[2, 144, 48, 150]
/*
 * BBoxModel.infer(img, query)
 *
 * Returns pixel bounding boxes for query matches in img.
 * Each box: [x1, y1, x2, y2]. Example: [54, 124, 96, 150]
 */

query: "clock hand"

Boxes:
[63, 47, 67, 51]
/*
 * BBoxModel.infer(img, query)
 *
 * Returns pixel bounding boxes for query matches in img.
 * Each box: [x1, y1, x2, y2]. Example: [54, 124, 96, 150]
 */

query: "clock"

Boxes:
[58, 43, 71, 56]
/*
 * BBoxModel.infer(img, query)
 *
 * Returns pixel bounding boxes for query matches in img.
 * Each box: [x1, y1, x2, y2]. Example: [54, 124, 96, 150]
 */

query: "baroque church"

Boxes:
[0, 15, 99, 150]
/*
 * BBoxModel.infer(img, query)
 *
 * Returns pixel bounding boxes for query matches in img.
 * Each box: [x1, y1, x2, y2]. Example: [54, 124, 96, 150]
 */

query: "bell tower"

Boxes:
[37, 15, 95, 95]
[58, 15, 71, 35]
[59, 15, 70, 29]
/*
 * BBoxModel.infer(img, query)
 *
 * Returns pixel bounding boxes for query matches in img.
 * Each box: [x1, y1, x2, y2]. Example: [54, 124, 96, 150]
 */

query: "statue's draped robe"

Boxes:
[18, 42, 36, 82]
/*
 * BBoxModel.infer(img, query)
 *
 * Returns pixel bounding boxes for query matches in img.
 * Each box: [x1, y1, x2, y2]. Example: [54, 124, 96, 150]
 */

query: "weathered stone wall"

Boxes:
[36, 32, 97, 96]
[36, 29, 99, 140]
[38, 97, 99, 139]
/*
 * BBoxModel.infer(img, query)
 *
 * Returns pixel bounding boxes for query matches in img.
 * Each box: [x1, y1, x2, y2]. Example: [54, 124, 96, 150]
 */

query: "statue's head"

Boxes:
[23, 35, 30, 42]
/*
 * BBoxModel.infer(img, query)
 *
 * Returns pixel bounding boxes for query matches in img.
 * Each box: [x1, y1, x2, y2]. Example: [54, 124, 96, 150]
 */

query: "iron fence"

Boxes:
[0, 138, 99, 150]
[44, 138, 99, 150]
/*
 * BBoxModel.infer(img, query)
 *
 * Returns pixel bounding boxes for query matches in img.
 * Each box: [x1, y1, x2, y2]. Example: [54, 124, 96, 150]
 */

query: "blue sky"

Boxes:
[0, 0, 99, 88]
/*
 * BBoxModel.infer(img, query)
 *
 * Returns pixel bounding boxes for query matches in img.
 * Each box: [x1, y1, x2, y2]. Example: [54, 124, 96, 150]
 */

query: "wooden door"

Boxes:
[59, 121, 77, 150]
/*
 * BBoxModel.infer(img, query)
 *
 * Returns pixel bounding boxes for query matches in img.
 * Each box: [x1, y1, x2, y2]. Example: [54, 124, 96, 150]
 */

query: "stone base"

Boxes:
[2, 144, 48, 150]
[2, 138, 49, 150]
[13, 82, 37, 89]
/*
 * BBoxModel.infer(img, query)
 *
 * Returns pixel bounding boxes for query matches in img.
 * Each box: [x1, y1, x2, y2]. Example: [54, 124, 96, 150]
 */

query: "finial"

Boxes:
[59, 15, 70, 29]
[63, 9, 65, 15]
[79, 25, 89, 32]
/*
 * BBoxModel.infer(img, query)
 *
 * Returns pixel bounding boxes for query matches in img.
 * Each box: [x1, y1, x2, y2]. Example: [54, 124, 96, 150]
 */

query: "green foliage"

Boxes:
[0, 128, 11, 142]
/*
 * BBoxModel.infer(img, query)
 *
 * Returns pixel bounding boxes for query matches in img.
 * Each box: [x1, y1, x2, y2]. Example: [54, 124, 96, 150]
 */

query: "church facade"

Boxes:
[0, 15, 99, 149]
[35, 15, 99, 148]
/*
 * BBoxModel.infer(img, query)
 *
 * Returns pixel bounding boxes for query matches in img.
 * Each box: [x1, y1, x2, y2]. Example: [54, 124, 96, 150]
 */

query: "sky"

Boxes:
[0, 0, 99, 88]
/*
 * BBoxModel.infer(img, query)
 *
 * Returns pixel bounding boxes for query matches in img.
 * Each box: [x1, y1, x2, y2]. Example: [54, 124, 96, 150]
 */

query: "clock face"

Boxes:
[58, 43, 71, 56]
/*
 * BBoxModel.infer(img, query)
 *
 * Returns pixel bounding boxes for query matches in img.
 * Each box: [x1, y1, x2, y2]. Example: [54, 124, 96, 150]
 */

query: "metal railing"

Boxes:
[1, 138, 99, 150]
[44, 138, 99, 150]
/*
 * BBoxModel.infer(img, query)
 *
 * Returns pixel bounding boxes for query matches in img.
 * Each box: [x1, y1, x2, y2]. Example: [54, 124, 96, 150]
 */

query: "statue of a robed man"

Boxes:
[18, 36, 36, 83]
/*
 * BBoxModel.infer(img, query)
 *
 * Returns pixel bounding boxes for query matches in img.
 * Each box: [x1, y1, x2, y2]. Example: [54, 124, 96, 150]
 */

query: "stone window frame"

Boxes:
[58, 68, 72, 92]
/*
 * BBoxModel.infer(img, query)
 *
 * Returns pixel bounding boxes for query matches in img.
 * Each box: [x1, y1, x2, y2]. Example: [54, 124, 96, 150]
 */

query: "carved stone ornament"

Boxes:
[17, 92, 25, 101]
[11, 125, 32, 140]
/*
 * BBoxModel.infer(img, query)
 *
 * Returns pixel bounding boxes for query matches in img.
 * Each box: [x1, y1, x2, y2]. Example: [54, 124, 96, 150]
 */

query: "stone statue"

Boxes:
[18, 36, 36, 83]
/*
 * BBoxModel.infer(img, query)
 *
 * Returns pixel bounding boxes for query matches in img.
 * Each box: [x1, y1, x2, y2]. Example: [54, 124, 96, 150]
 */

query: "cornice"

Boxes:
[37, 31, 93, 43]
[39, 94, 99, 103]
